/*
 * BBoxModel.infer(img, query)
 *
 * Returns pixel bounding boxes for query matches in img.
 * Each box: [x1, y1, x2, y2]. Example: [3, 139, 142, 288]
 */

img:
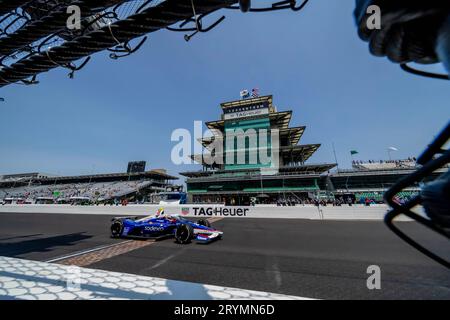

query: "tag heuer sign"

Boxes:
[224, 102, 269, 120]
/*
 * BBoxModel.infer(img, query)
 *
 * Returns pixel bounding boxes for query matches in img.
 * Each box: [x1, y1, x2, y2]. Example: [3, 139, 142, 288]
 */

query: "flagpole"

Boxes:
[350, 150, 358, 166]
[332, 142, 339, 171]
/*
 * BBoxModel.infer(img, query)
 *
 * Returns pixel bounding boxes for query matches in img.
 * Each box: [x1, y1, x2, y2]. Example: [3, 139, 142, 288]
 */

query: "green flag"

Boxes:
[350, 150, 359, 155]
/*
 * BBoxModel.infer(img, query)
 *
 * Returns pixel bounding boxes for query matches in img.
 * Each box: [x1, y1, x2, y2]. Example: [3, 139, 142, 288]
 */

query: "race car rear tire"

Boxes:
[110, 220, 124, 238]
[197, 219, 211, 228]
[175, 224, 194, 244]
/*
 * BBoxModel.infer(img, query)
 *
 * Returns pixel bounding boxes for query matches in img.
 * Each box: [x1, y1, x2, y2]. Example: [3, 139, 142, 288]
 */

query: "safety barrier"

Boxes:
[0, 204, 418, 221]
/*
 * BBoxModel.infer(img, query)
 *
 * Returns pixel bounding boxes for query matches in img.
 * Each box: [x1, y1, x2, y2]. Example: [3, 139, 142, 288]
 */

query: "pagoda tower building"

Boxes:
[180, 95, 336, 205]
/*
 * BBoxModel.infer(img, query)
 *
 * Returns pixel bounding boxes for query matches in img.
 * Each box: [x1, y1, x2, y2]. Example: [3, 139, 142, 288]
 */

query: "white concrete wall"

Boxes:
[0, 204, 415, 221]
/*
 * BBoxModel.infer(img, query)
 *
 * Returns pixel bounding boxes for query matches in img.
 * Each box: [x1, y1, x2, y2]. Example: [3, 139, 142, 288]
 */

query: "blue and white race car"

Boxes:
[110, 208, 223, 244]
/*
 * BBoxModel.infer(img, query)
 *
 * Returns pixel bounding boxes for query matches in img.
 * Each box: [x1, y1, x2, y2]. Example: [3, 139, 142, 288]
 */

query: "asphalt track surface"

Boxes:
[0, 212, 449, 299]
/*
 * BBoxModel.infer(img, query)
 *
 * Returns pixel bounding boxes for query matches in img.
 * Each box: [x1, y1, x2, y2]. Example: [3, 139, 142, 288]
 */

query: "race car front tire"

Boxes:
[110, 220, 124, 238]
[175, 224, 194, 244]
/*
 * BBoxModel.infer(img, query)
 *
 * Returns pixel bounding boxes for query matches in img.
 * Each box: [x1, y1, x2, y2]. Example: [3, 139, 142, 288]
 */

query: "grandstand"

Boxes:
[351, 158, 417, 171]
[0, 173, 56, 185]
[324, 160, 448, 204]
[0, 168, 179, 204]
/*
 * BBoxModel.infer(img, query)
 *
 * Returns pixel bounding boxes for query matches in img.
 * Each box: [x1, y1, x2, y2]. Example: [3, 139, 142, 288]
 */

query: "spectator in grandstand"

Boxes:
[347, 197, 353, 206]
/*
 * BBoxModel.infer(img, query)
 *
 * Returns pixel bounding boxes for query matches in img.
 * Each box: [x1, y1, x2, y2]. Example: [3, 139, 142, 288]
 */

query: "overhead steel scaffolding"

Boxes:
[0, 0, 310, 87]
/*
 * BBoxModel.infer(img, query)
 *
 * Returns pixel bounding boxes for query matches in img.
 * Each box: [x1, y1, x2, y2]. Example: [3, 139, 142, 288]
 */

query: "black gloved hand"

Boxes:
[354, 0, 450, 64]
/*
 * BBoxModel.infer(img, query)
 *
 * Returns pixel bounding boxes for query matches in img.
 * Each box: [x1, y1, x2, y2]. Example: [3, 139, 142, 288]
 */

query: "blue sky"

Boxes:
[0, 0, 449, 180]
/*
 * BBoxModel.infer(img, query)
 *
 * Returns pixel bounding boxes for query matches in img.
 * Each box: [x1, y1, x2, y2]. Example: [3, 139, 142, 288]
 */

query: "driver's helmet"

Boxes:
[156, 207, 165, 217]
